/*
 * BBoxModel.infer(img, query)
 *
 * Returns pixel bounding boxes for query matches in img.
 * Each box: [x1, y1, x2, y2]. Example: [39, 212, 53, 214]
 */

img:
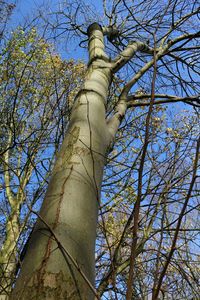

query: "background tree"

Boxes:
[1, 0, 199, 299]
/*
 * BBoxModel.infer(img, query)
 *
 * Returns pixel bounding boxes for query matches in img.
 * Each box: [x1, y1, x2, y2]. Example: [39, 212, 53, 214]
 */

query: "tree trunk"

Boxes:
[10, 23, 112, 300]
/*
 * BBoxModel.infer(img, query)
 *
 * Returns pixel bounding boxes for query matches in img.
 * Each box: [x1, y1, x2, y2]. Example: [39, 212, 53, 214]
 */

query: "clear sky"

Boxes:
[9, 0, 104, 61]
[11, 0, 45, 26]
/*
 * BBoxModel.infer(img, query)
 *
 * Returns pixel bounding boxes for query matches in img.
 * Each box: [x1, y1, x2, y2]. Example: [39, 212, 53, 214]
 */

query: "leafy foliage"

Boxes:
[0, 26, 85, 293]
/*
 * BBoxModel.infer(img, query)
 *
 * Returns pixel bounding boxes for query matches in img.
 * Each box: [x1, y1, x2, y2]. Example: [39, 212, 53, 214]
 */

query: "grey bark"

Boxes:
[10, 23, 112, 300]
[10, 23, 152, 299]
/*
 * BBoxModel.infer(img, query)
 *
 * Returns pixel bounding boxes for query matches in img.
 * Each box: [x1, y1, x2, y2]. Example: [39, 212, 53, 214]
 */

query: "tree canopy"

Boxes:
[0, 1, 200, 299]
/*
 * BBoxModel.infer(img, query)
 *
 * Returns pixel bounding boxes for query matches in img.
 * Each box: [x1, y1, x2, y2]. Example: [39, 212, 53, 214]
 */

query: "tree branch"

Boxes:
[127, 94, 200, 108]
[152, 137, 200, 299]
[112, 41, 154, 73]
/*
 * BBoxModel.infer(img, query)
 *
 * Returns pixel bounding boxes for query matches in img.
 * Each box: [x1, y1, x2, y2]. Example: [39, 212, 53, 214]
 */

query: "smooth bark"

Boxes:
[11, 23, 112, 300]
[10, 22, 160, 299]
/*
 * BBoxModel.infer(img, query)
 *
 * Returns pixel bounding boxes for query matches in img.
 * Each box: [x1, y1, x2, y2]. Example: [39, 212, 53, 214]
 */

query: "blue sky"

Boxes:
[9, 0, 104, 61]
[11, 0, 44, 25]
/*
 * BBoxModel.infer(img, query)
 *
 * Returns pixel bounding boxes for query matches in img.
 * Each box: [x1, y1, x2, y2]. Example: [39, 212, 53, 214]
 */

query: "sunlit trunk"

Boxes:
[11, 23, 113, 300]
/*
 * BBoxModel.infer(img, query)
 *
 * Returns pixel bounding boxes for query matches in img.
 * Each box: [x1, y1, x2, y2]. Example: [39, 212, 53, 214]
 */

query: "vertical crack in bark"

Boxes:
[53, 166, 73, 229]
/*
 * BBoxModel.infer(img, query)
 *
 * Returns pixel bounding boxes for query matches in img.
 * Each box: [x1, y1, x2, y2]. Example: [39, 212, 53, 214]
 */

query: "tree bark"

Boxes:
[10, 23, 112, 300]
[10, 21, 155, 299]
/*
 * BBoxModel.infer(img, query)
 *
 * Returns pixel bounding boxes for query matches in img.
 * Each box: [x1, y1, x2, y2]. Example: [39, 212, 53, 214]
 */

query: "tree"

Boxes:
[5, 0, 200, 299]
[0, 27, 85, 298]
